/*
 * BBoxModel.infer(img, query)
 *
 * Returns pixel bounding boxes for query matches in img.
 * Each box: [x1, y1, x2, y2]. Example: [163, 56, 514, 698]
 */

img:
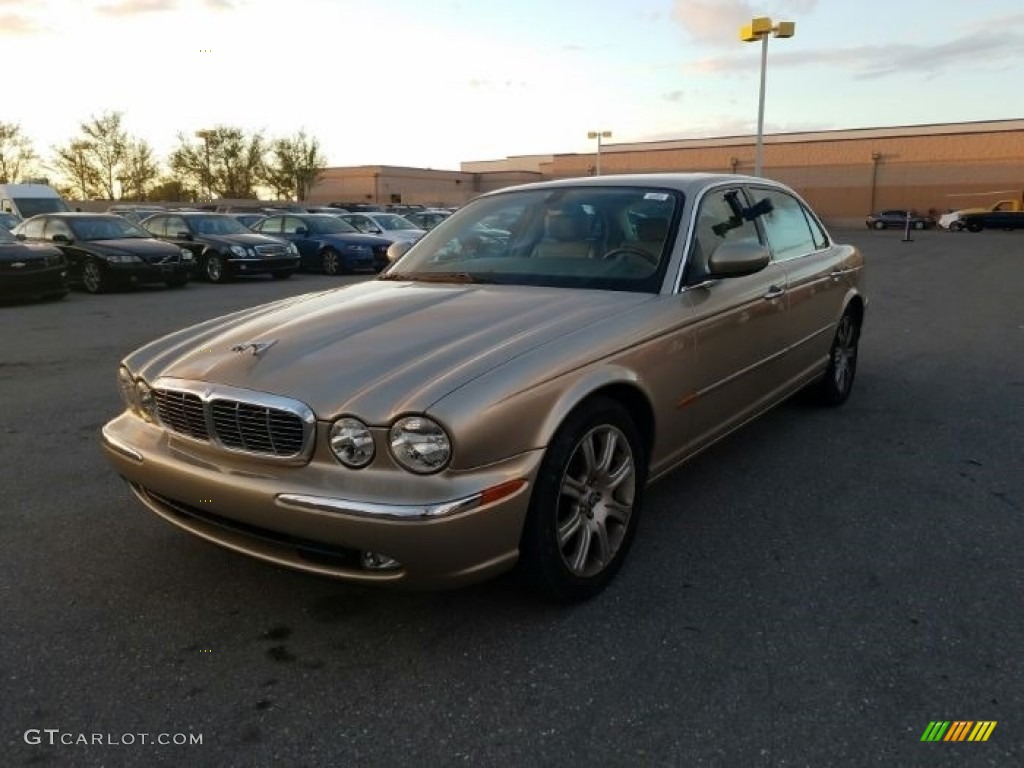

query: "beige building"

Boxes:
[308, 120, 1024, 225]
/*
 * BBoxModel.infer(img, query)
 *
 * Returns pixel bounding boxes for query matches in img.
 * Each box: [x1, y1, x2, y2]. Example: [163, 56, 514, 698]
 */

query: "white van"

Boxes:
[0, 184, 72, 219]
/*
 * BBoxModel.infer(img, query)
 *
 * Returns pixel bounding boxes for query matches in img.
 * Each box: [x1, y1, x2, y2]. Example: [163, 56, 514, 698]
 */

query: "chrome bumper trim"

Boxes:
[275, 492, 483, 522]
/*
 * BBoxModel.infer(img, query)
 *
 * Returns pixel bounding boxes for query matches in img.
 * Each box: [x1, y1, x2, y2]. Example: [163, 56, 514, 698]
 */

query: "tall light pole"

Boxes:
[194, 129, 214, 201]
[587, 130, 612, 176]
[740, 17, 794, 177]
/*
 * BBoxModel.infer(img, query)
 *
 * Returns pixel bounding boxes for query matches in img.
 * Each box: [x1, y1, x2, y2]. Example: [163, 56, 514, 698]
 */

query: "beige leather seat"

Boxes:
[532, 209, 593, 258]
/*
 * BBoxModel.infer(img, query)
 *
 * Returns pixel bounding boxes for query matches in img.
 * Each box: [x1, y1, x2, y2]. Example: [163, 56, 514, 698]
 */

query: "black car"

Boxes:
[252, 213, 391, 273]
[13, 213, 191, 293]
[141, 212, 299, 283]
[865, 209, 934, 230]
[0, 212, 22, 231]
[0, 226, 67, 302]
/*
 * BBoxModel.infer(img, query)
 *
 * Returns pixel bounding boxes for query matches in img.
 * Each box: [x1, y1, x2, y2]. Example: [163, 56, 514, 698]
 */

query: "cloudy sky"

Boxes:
[3, 0, 1022, 170]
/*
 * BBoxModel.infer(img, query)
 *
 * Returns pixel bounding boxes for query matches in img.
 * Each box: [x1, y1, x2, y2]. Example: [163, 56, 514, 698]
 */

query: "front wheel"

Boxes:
[873, 220, 885, 230]
[81, 259, 106, 294]
[811, 309, 861, 406]
[966, 221, 983, 233]
[519, 398, 647, 602]
[204, 252, 228, 282]
[321, 248, 344, 275]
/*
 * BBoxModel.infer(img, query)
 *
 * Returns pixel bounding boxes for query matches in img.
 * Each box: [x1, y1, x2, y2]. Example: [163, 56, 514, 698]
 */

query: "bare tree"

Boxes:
[50, 140, 102, 199]
[169, 127, 266, 199]
[265, 130, 327, 201]
[79, 111, 129, 198]
[0, 122, 39, 184]
[119, 139, 161, 201]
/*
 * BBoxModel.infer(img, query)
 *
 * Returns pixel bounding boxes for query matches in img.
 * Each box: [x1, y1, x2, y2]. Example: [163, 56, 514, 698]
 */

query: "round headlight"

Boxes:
[329, 417, 375, 468]
[135, 379, 156, 421]
[389, 416, 451, 474]
[117, 366, 138, 410]
[229, 245, 247, 257]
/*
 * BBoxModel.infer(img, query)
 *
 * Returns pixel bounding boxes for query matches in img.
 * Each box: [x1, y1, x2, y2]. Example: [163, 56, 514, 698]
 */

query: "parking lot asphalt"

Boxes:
[2, 229, 1022, 767]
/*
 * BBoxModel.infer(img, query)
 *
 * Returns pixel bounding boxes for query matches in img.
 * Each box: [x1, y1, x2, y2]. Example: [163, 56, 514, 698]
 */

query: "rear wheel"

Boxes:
[873, 220, 885, 230]
[519, 397, 646, 602]
[966, 221, 983, 233]
[81, 259, 106, 294]
[811, 308, 861, 406]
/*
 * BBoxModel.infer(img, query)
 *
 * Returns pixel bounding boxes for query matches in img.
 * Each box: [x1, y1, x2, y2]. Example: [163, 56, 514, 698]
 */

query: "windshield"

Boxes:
[70, 216, 153, 240]
[308, 216, 358, 234]
[0, 227, 15, 243]
[13, 197, 71, 217]
[0, 212, 21, 230]
[374, 214, 420, 231]
[381, 186, 682, 293]
[188, 215, 251, 235]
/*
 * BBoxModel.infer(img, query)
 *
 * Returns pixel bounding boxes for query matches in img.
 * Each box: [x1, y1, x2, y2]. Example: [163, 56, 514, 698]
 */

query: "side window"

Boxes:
[280, 216, 304, 235]
[21, 217, 46, 239]
[344, 215, 371, 233]
[164, 217, 187, 237]
[44, 218, 73, 241]
[684, 188, 760, 285]
[803, 204, 829, 249]
[145, 216, 166, 237]
[258, 216, 282, 235]
[757, 190, 817, 261]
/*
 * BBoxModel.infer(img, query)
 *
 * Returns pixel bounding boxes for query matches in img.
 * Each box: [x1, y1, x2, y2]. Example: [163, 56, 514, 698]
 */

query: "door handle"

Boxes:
[763, 285, 786, 300]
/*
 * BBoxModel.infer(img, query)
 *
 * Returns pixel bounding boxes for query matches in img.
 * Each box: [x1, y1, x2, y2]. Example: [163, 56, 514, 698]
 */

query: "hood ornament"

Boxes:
[231, 339, 278, 357]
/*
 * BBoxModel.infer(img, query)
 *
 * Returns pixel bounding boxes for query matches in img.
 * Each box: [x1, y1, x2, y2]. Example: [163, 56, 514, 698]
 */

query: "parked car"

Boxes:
[253, 213, 389, 273]
[101, 173, 866, 601]
[0, 211, 22, 231]
[109, 206, 167, 226]
[865, 209, 933, 230]
[958, 209, 1024, 232]
[304, 206, 349, 216]
[338, 212, 427, 245]
[13, 213, 191, 293]
[0, 225, 67, 302]
[0, 183, 71, 219]
[141, 212, 299, 283]
[329, 202, 382, 213]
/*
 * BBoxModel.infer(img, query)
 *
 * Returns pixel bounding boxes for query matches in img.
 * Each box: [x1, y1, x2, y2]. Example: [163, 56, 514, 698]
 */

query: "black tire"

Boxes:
[321, 248, 344, 275]
[80, 258, 106, 294]
[203, 252, 228, 283]
[873, 220, 885, 230]
[810, 308, 861, 406]
[949, 221, 964, 232]
[271, 270, 294, 280]
[966, 221, 983, 233]
[519, 397, 647, 602]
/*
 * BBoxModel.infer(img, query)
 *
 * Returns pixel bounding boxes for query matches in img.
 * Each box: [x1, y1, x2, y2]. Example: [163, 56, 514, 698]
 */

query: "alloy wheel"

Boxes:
[832, 313, 858, 395]
[82, 261, 102, 293]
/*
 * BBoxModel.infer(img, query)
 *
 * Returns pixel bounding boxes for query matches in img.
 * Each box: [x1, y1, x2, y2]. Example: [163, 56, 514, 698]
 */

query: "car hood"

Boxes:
[88, 238, 181, 261]
[197, 233, 287, 247]
[133, 281, 653, 423]
[0, 240, 61, 261]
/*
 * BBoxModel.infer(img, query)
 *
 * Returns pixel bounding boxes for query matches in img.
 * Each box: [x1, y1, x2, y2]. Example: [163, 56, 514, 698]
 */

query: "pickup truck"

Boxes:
[941, 196, 1023, 230]
[958, 209, 1024, 232]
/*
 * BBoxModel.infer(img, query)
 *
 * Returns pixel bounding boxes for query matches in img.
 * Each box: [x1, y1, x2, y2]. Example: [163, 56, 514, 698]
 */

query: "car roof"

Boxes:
[485, 172, 785, 197]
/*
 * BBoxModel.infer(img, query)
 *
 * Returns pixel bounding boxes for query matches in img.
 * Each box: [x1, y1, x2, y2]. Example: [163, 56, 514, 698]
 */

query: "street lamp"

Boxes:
[740, 17, 795, 177]
[587, 130, 612, 176]
[194, 129, 215, 201]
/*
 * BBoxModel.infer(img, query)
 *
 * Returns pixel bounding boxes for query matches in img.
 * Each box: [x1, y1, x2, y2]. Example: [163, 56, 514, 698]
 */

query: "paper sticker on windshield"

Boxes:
[644, 193, 670, 201]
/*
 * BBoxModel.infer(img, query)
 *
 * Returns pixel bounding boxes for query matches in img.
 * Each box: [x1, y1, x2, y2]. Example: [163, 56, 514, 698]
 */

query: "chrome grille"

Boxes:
[210, 400, 305, 456]
[255, 244, 288, 256]
[152, 378, 315, 463]
[154, 390, 209, 439]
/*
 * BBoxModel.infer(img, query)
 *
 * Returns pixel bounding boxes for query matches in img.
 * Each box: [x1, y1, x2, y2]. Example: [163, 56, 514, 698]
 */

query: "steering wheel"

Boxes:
[602, 247, 658, 266]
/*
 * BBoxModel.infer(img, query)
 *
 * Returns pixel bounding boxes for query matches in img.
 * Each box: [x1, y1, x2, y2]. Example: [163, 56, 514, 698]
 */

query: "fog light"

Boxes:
[361, 551, 401, 571]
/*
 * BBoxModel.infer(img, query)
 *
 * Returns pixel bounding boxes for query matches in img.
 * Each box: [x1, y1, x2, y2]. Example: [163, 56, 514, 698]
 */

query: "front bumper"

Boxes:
[101, 411, 543, 589]
[0, 266, 67, 297]
[224, 256, 300, 276]
[108, 261, 190, 286]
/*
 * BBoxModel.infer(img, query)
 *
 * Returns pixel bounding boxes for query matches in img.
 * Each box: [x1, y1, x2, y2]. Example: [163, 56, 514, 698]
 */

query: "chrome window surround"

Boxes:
[152, 376, 317, 465]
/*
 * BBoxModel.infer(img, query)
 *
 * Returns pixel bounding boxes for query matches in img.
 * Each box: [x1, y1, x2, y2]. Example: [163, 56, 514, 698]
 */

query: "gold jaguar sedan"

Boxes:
[102, 174, 865, 601]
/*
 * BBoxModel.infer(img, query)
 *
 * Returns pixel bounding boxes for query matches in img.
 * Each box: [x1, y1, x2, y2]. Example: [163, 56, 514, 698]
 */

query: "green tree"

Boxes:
[79, 111, 130, 198]
[169, 127, 266, 199]
[0, 122, 39, 184]
[264, 130, 327, 201]
[118, 139, 161, 201]
[50, 140, 102, 199]
[147, 178, 198, 203]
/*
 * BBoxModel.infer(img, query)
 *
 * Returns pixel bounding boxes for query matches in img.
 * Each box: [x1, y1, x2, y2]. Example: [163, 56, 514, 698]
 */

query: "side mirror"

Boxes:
[707, 241, 770, 278]
[176, 231, 192, 240]
[51, 233, 71, 244]
[295, 227, 308, 237]
[387, 240, 412, 262]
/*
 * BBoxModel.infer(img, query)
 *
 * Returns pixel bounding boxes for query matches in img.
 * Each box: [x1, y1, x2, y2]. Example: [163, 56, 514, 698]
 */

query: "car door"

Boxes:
[674, 185, 792, 453]
[753, 186, 846, 385]
[43, 218, 82, 277]
[163, 215, 203, 260]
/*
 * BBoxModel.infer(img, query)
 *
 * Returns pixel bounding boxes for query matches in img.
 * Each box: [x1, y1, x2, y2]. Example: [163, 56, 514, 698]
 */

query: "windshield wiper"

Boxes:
[380, 271, 494, 284]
